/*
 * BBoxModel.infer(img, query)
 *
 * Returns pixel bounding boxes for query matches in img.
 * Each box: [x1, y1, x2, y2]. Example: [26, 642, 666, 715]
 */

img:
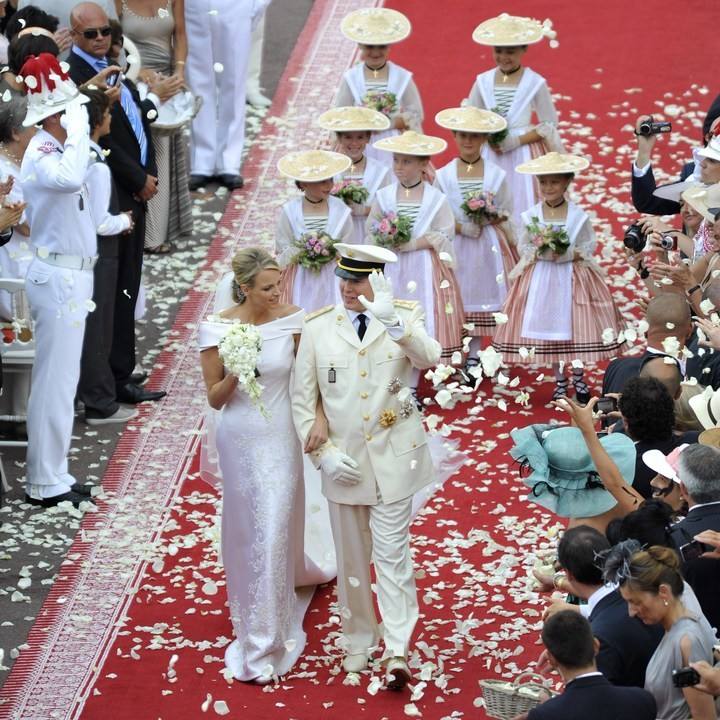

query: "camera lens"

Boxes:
[623, 223, 646, 253]
[659, 234, 674, 250]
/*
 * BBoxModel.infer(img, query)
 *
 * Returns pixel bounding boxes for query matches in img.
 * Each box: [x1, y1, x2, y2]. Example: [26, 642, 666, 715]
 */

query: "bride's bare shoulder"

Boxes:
[276, 304, 303, 318]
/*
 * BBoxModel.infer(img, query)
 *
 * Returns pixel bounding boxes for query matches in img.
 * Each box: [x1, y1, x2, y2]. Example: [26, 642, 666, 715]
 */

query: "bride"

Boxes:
[198, 248, 334, 683]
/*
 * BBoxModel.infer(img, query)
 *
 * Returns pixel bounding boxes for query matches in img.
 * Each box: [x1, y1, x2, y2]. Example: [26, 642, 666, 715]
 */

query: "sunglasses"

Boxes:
[75, 25, 112, 39]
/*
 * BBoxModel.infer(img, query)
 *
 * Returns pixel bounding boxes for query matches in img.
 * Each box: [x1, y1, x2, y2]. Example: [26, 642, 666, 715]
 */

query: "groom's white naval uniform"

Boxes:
[292, 244, 440, 688]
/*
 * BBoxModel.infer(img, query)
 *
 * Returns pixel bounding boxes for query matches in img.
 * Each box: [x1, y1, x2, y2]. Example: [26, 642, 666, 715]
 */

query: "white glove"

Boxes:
[320, 449, 361, 486]
[61, 97, 89, 137]
[498, 134, 521, 153]
[358, 271, 400, 327]
[461, 221, 482, 238]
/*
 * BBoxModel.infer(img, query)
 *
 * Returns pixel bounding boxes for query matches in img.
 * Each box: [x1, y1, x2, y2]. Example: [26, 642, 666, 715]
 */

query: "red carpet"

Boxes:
[2, 1, 714, 719]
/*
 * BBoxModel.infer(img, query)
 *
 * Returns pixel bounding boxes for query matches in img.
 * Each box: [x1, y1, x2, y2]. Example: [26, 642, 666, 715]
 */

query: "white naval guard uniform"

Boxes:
[292, 253, 441, 664]
[184, 0, 269, 176]
[21, 115, 95, 498]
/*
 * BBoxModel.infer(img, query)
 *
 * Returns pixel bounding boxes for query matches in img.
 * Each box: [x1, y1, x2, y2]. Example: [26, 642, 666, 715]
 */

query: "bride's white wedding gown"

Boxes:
[198, 310, 335, 681]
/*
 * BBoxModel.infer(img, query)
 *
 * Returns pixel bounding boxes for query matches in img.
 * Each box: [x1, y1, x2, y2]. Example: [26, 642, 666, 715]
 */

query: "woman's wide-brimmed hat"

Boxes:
[277, 150, 351, 182]
[509, 424, 637, 518]
[642, 444, 688, 483]
[373, 130, 447, 156]
[515, 152, 590, 176]
[681, 182, 720, 223]
[318, 106, 391, 133]
[472, 13, 557, 48]
[340, 8, 411, 45]
[690, 384, 720, 429]
[435, 106, 507, 135]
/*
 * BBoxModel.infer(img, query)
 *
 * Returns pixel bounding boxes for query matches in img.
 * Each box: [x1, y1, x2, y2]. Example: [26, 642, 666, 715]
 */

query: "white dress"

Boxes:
[368, 183, 465, 359]
[434, 158, 518, 335]
[467, 68, 563, 226]
[335, 155, 390, 244]
[197, 311, 335, 681]
[0, 155, 32, 320]
[334, 61, 424, 168]
[274, 195, 353, 312]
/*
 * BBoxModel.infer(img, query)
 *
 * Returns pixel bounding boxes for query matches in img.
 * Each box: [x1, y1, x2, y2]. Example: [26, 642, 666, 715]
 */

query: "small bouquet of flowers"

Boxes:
[217, 323, 267, 417]
[487, 105, 510, 148]
[291, 231, 337, 272]
[526, 216, 571, 257]
[332, 179, 369, 206]
[362, 89, 397, 117]
[369, 210, 412, 249]
[461, 191, 507, 225]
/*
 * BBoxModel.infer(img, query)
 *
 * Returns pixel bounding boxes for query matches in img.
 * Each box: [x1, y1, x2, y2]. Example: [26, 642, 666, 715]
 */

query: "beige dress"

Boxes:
[121, 0, 193, 249]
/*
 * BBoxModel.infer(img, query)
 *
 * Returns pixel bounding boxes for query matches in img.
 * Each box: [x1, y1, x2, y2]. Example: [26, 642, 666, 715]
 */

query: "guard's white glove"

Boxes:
[320, 448, 361, 486]
[497, 134, 521, 153]
[60, 97, 90, 137]
[358, 271, 400, 327]
[461, 221, 482, 238]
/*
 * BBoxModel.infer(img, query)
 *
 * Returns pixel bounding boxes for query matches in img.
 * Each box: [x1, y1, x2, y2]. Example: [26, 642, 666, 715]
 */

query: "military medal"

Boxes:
[328, 368, 336, 383]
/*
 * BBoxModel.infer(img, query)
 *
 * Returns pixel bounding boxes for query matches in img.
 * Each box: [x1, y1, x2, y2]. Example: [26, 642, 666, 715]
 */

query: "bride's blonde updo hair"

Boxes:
[231, 248, 280, 304]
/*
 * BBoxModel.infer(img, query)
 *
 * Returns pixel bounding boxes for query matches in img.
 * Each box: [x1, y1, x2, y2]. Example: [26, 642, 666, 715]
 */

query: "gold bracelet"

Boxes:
[176, 60, 186, 65]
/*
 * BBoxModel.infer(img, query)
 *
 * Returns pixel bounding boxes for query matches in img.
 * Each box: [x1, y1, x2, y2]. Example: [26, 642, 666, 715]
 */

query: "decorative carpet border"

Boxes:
[0, 0, 378, 717]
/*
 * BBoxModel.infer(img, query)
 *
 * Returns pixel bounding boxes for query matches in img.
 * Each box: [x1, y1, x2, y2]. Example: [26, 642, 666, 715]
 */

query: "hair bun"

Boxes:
[646, 544, 681, 572]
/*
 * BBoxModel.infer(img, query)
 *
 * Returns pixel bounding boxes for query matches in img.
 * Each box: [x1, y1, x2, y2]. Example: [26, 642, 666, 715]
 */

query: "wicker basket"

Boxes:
[480, 672, 555, 719]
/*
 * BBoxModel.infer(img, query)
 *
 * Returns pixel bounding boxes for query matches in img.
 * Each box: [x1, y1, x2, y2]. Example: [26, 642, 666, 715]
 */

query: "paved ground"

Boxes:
[0, 0, 313, 684]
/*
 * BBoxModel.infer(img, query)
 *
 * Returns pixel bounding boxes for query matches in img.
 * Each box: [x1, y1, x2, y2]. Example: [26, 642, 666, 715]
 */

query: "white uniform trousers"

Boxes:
[184, 0, 253, 175]
[328, 496, 418, 659]
[246, 11, 265, 94]
[25, 261, 93, 488]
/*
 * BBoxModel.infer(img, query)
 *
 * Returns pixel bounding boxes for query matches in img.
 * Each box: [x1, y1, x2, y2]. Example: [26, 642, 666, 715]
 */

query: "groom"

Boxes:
[292, 244, 441, 690]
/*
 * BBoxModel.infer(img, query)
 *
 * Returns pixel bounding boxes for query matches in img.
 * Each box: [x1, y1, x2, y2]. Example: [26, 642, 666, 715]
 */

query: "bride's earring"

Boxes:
[232, 279, 246, 304]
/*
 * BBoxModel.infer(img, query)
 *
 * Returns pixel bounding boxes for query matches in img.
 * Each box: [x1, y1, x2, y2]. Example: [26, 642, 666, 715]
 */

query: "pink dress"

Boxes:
[493, 201, 625, 364]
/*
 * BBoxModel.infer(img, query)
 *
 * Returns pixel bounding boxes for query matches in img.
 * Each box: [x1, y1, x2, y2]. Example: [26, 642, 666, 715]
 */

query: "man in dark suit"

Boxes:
[67, 1, 165, 404]
[631, 111, 720, 216]
[548, 526, 662, 688]
[671, 444, 720, 633]
[603, 293, 692, 395]
[516, 612, 656, 720]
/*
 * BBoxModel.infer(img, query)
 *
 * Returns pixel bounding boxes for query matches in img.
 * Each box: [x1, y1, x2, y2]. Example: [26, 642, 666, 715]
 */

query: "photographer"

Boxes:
[631, 114, 720, 217]
[649, 191, 720, 317]
[603, 540, 717, 720]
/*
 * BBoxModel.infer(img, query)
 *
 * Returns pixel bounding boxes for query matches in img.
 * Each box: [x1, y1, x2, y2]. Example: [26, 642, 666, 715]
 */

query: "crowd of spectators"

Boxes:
[510, 95, 720, 719]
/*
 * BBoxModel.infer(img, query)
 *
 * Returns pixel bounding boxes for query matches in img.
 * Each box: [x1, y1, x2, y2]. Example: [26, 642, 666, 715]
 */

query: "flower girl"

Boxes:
[492, 153, 625, 402]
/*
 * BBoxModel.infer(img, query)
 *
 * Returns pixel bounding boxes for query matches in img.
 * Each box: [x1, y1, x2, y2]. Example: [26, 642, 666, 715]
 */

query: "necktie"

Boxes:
[95, 55, 148, 166]
[357, 314, 367, 340]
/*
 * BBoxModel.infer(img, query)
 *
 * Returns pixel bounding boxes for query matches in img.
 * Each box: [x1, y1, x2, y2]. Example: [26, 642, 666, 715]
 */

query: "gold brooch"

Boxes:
[379, 409, 397, 428]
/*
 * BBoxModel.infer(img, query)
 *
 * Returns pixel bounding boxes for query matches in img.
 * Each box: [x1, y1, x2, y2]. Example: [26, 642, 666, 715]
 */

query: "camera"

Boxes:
[671, 667, 700, 688]
[658, 233, 677, 251]
[679, 540, 712, 563]
[623, 222, 646, 253]
[637, 116, 672, 137]
[596, 396, 617, 414]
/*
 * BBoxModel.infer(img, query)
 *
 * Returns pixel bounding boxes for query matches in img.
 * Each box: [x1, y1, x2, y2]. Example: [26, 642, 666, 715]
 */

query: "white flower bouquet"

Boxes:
[217, 323, 268, 417]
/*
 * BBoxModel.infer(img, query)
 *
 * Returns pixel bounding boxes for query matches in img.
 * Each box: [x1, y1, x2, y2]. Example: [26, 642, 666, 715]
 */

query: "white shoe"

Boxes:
[342, 653, 369, 673]
[86, 406, 139, 425]
[246, 87, 271, 108]
[385, 657, 411, 691]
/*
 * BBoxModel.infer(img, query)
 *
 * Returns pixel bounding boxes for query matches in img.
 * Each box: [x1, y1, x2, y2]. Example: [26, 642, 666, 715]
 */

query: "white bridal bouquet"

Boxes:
[217, 323, 268, 417]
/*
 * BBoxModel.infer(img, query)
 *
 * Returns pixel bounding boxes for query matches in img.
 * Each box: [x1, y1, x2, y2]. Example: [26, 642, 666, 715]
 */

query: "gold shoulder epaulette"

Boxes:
[394, 299, 418, 309]
[304, 305, 334, 322]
